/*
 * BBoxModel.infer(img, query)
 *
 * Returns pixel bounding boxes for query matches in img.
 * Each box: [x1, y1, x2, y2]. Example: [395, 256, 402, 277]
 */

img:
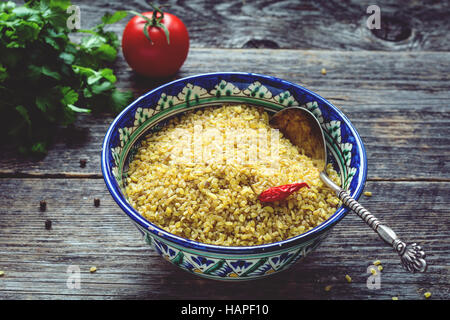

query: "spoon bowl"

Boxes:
[270, 107, 326, 170]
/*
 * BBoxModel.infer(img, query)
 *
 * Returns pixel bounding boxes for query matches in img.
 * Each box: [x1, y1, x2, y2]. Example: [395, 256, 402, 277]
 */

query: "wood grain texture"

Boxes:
[1, 0, 449, 301]
[1, 49, 449, 180]
[72, 0, 450, 51]
[0, 178, 448, 300]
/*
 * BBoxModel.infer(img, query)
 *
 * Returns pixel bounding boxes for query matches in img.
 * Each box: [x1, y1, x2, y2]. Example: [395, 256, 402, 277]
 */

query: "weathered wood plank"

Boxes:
[1, 49, 448, 180]
[71, 0, 450, 51]
[111, 49, 450, 97]
[0, 178, 448, 299]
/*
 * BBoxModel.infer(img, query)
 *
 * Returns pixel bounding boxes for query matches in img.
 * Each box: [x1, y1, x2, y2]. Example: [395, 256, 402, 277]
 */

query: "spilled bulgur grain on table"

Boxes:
[125, 105, 341, 246]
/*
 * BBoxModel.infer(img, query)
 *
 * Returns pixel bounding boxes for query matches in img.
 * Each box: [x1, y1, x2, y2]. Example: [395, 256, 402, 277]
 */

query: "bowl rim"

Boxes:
[101, 72, 368, 255]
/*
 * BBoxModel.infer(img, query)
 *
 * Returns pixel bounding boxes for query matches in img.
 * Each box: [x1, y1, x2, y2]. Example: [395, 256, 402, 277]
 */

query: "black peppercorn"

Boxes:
[45, 219, 52, 230]
[79, 159, 87, 168]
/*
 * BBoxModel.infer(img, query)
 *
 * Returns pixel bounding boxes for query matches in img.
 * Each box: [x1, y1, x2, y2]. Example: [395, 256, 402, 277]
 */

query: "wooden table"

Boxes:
[0, 0, 449, 300]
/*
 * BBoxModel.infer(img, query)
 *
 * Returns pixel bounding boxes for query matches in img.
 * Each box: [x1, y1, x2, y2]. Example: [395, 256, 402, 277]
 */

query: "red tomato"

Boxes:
[122, 11, 189, 78]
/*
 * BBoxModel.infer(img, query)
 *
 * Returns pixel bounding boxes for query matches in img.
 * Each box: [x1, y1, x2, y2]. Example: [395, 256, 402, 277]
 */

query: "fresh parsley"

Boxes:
[0, 0, 132, 155]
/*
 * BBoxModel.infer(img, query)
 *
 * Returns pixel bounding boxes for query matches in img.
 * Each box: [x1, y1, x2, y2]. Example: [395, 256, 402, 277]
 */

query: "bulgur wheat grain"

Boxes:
[125, 105, 341, 246]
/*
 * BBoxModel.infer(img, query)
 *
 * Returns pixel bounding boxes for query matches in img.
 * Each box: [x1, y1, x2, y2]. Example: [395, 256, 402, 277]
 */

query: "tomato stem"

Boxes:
[129, 3, 171, 45]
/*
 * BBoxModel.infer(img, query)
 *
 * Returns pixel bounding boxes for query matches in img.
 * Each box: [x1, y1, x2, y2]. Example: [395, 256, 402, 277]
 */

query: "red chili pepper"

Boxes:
[258, 182, 310, 203]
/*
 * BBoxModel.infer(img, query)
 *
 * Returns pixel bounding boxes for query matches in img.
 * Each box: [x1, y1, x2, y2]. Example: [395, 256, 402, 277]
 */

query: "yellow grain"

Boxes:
[124, 105, 341, 246]
[263, 206, 274, 214]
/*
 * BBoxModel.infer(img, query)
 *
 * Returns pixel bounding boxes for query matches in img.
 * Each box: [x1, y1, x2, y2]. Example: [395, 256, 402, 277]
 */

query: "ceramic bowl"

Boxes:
[101, 72, 367, 280]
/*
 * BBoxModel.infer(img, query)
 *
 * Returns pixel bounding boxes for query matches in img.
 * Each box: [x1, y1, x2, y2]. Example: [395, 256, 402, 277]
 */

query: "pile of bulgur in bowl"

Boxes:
[101, 72, 368, 280]
[125, 105, 341, 247]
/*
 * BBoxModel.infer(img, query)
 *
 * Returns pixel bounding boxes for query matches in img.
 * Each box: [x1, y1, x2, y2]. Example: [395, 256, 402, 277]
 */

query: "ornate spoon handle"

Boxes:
[320, 172, 427, 273]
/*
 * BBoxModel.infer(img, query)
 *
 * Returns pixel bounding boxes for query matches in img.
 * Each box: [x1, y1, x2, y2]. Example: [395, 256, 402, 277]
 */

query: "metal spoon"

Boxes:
[267, 107, 427, 273]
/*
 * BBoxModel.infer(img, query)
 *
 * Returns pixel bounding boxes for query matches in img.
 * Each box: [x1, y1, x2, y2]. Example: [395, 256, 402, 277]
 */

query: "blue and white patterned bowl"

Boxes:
[101, 72, 367, 280]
